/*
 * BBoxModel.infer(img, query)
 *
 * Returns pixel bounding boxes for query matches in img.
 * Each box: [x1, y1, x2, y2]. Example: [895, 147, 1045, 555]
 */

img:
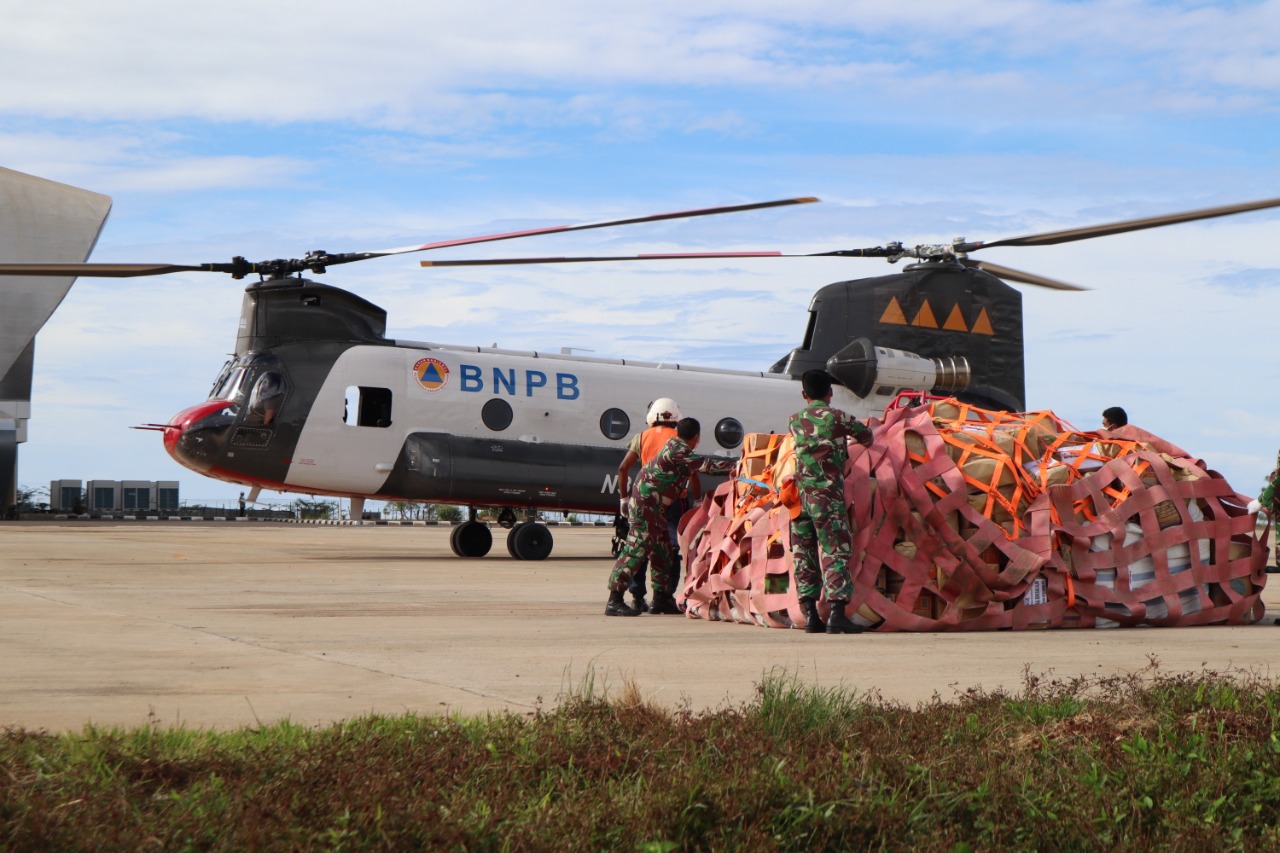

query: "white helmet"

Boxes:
[646, 397, 681, 425]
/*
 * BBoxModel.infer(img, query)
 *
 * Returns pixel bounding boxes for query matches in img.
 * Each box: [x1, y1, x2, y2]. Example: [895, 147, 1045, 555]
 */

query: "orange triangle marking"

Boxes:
[911, 300, 939, 328]
[879, 296, 907, 325]
[972, 307, 994, 335]
[943, 304, 968, 331]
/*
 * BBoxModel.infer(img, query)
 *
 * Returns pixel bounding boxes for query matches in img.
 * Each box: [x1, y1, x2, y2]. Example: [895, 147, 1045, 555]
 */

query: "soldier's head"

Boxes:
[676, 417, 700, 447]
[801, 369, 833, 403]
[1101, 406, 1128, 430]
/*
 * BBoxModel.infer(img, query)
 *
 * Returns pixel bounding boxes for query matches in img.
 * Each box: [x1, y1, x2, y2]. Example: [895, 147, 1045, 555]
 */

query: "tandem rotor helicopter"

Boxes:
[3, 166, 1279, 559]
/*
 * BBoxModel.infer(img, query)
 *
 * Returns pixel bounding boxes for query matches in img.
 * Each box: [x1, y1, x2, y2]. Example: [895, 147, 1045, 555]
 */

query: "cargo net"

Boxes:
[678, 399, 1268, 631]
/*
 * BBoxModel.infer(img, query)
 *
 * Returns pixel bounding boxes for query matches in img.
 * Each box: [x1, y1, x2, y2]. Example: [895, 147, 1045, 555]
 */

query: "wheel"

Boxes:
[506, 523, 526, 558]
[450, 520, 492, 557]
[509, 521, 553, 561]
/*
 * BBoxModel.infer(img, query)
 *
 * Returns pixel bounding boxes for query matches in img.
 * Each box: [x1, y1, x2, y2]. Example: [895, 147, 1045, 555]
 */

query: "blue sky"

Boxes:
[3, 0, 1279, 507]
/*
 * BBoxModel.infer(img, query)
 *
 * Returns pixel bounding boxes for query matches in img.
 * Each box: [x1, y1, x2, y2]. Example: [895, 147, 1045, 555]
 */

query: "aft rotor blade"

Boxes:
[370, 197, 819, 257]
[0, 262, 220, 278]
[975, 196, 1280, 249]
[964, 260, 1088, 291]
[421, 251, 810, 267]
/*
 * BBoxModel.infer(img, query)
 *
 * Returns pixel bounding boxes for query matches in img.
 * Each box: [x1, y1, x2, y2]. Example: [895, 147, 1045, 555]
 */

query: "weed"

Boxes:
[4, 664, 1280, 850]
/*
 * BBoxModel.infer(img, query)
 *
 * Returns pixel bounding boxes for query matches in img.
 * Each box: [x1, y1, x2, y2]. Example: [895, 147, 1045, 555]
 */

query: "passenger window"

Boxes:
[344, 386, 393, 428]
[714, 417, 744, 449]
[482, 398, 514, 431]
[600, 408, 630, 440]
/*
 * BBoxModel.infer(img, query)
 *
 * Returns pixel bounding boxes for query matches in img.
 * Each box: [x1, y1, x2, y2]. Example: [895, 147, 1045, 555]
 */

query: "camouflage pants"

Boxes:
[790, 484, 854, 602]
[627, 498, 685, 597]
[609, 498, 676, 594]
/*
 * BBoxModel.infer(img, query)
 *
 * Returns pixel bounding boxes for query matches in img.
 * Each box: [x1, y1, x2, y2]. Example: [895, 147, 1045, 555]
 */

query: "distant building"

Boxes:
[52, 479, 179, 512]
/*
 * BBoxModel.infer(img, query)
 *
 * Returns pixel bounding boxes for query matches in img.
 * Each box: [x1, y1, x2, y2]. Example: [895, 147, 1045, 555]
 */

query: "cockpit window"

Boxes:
[210, 366, 249, 402]
[246, 371, 288, 426]
[208, 360, 234, 398]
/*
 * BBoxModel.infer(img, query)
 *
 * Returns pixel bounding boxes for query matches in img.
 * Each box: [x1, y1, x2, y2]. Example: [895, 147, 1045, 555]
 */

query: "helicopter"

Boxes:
[3, 165, 1279, 558]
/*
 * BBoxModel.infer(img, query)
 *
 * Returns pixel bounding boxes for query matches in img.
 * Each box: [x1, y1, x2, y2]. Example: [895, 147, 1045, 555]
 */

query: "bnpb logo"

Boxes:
[413, 357, 450, 391]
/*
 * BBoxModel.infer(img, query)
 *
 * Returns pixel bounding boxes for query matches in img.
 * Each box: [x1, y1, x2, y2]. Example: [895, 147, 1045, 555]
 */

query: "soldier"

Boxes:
[1247, 452, 1280, 518]
[615, 397, 696, 613]
[789, 369, 874, 634]
[1248, 452, 1280, 623]
[606, 417, 736, 617]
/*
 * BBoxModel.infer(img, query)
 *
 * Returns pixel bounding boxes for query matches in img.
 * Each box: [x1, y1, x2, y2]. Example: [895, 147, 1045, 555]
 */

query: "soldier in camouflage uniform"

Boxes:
[1249, 452, 1280, 518]
[606, 417, 737, 617]
[789, 369, 874, 634]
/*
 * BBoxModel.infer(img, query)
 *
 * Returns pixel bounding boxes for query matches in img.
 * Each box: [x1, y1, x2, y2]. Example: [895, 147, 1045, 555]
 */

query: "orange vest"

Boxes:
[639, 425, 677, 465]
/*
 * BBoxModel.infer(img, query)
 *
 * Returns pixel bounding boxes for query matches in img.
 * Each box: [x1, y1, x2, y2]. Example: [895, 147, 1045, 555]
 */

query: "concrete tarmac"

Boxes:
[3, 521, 1278, 733]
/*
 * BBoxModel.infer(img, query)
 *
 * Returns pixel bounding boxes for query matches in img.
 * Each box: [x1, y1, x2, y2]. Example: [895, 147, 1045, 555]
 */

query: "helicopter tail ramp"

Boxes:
[0, 168, 112, 512]
[680, 400, 1267, 631]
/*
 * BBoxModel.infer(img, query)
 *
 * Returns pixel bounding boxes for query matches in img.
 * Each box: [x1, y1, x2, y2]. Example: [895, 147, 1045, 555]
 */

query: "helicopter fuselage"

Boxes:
[160, 278, 851, 514]
[168, 336, 815, 511]
[158, 272, 999, 557]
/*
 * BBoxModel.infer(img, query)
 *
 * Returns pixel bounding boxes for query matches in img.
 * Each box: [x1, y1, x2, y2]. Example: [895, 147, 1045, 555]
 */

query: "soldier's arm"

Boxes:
[617, 449, 641, 496]
[694, 454, 737, 475]
[835, 409, 874, 447]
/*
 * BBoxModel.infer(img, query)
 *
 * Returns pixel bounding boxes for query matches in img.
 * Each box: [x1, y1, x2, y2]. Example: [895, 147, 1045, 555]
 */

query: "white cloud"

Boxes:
[5, 0, 1280, 502]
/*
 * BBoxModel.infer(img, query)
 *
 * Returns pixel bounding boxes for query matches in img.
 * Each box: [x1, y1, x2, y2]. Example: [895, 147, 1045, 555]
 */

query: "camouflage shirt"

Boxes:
[788, 400, 872, 490]
[1260, 471, 1280, 511]
[634, 437, 736, 505]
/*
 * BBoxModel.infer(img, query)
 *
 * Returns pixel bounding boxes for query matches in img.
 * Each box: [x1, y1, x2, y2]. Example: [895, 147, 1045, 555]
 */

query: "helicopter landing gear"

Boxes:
[506, 521, 554, 561]
[449, 519, 493, 558]
[496, 507, 519, 529]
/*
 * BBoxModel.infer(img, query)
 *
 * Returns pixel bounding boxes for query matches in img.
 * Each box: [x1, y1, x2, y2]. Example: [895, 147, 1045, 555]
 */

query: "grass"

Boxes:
[5, 662, 1280, 850]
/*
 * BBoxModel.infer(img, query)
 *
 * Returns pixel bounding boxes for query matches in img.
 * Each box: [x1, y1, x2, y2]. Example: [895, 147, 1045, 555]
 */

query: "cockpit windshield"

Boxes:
[209, 364, 249, 403]
[207, 352, 290, 426]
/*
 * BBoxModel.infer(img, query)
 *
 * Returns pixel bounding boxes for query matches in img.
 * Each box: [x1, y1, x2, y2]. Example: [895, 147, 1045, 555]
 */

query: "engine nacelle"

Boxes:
[826, 337, 971, 400]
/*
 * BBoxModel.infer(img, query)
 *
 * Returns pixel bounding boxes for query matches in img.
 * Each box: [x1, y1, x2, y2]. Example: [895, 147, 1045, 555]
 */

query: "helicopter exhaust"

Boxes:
[825, 337, 971, 400]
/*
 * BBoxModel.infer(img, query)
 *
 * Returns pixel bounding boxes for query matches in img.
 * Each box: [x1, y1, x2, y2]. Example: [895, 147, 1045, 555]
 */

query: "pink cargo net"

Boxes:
[678, 399, 1268, 631]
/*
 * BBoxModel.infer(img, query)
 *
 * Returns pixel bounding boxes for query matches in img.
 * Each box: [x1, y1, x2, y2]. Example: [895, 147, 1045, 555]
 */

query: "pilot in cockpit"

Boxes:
[246, 372, 286, 426]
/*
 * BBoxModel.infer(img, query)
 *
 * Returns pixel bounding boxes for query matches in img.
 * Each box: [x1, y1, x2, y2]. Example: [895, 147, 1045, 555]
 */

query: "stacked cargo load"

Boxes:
[678, 399, 1266, 631]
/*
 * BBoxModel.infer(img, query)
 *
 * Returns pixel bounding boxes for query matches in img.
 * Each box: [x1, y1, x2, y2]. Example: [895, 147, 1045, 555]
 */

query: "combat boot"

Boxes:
[800, 598, 825, 634]
[649, 592, 682, 615]
[825, 600, 864, 634]
[606, 591, 640, 617]
[630, 593, 650, 613]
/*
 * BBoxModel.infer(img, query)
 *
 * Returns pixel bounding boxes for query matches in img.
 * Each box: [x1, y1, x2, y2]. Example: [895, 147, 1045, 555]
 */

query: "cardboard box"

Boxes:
[1022, 576, 1048, 606]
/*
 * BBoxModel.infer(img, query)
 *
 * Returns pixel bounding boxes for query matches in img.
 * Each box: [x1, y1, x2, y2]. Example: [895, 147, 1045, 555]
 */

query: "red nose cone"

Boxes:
[163, 400, 234, 458]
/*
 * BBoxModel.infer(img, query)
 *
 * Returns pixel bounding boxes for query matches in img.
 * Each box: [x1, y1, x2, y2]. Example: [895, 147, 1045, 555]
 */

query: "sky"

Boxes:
[2, 0, 1279, 509]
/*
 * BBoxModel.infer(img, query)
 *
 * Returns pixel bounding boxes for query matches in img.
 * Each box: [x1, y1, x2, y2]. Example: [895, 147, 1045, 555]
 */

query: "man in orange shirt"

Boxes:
[616, 398, 698, 613]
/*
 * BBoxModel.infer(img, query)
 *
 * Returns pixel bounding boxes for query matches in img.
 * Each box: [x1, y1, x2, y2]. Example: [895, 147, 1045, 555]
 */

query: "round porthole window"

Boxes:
[482, 398, 514, 431]
[714, 417, 744, 449]
[599, 408, 631, 440]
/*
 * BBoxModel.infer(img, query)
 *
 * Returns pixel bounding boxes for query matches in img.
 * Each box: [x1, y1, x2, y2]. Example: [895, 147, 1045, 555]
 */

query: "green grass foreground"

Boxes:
[5, 664, 1280, 851]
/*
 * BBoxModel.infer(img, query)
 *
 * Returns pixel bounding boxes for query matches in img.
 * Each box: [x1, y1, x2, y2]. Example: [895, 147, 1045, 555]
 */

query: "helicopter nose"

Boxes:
[163, 400, 237, 472]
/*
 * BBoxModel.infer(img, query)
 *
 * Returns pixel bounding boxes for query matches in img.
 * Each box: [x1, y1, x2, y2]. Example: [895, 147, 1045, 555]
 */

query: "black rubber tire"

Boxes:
[450, 520, 493, 557]
[509, 522, 553, 561]
[506, 523, 526, 559]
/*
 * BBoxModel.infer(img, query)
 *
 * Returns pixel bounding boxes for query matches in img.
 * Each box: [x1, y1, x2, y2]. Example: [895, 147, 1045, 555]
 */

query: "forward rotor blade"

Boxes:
[0, 262, 213, 278]
[370, 197, 819, 257]
[964, 260, 1088, 291]
[976, 196, 1280, 249]
[422, 251, 806, 267]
